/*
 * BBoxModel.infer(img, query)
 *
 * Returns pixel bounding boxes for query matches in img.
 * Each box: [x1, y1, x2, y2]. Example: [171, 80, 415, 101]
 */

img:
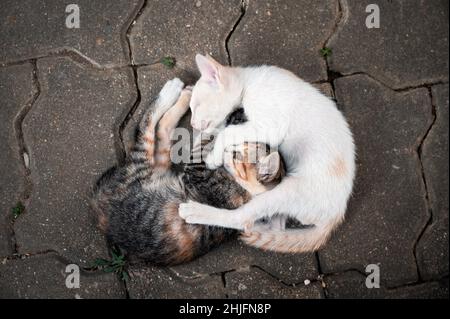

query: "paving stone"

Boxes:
[127, 264, 225, 298]
[324, 271, 449, 299]
[416, 84, 449, 280]
[129, 0, 242, 72]
[0, 0, 143, 67]
[171, 240, 319, 285]
[123, 64, 197, 156]
[0, 253, 124, 298]
[0, 64, 36, 257]
[228, 0, 338, 82]
[313, 82, 334, 99]
[225, 267, 324, 299]
[318, 74, 433, 287]
[14, 57, 137, 266]
[328, 0, 449, 89]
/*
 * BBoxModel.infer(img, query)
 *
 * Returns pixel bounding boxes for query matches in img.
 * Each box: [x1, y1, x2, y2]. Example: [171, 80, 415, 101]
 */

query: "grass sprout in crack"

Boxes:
[161, 56, 176, 69]
[320, 47, 332, 58]
[92, 248, 130, 282]
[12, 201, 25, 220]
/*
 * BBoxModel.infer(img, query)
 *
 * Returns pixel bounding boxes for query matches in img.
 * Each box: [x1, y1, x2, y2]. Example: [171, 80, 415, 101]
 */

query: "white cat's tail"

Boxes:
[240, 218, 342, 253]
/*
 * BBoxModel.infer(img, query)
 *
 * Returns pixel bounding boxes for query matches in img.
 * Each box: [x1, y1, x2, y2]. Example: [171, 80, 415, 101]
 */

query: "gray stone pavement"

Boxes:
[0, 0, 448, 298]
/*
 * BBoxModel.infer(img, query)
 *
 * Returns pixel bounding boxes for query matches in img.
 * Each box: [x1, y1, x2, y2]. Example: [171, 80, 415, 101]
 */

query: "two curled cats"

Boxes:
[91, 79, 285, 265]
[92, 54, 355, 264]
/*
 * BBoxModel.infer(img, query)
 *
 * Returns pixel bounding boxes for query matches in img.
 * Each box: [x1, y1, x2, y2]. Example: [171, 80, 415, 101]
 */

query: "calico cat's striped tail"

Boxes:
[133, 78, 187, 170]
[240, 217, 343, 253]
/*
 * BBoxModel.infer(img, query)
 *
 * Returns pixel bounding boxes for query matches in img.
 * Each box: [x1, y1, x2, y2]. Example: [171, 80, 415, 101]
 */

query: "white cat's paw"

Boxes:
[158, 78, 184, 107]
[204, 152, 223, 169]
[179, 201, 213, 225]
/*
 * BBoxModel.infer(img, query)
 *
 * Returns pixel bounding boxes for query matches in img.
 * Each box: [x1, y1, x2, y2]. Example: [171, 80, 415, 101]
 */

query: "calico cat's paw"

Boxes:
[158, 78, 184, 107]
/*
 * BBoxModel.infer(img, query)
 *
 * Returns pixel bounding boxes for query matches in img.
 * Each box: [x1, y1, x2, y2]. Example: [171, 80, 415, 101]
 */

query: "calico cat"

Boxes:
[179, 54, 356, 253]
[91, 78, 284, 265]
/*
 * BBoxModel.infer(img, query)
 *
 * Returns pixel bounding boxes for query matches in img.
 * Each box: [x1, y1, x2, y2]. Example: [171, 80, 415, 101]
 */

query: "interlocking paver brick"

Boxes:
[0, 0, 143, 67]
[14, 57, 137, 265]
[318, 74, 433, 287]
[171, 240, 319, 285]
[328, 0, 449, 89]
[0, 253, 124, 298]
[0, 64, 36, 257]
[416, 84, 449, 280]
[225, 267, 324, 299]
[129, 0, 242, 72]
[229, 0, 338, 82]
[128, 265, 225, 298]
[324, 271, 449, 299]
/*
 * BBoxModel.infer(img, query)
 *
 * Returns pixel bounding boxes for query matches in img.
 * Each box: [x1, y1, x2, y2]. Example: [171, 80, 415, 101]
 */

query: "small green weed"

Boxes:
[320, 47, 332, 58]
[161, 56, 176, 68]
[92, 248, 130, 282]
[12, 202, 25, 219]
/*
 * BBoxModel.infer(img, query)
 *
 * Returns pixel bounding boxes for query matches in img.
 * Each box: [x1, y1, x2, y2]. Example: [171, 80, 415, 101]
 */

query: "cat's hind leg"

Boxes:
[154, 86, 192, 170]
[134, 78, 184, 166]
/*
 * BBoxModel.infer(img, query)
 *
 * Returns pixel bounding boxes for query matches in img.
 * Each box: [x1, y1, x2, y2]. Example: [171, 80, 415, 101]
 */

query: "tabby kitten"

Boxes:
[91, 78, 284, 266]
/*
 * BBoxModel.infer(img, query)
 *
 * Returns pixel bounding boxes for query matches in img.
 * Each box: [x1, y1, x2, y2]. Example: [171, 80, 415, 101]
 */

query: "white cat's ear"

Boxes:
[257, 152, 281, 183]
[195, 54, 222, 85]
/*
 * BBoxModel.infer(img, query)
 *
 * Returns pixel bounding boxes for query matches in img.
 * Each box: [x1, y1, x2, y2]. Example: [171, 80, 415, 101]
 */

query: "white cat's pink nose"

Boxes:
[191, 120, 210, 131]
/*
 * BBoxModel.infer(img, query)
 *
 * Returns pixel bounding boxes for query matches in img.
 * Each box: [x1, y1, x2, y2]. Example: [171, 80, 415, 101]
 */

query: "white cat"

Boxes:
[179, 54, 356, 253]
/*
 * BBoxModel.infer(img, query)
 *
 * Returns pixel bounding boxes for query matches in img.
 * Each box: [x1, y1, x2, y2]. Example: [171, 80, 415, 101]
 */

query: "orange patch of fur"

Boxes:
[329, 156, 347, 178]
[97, 212, 109, 232]
[164, 202, 201, 264]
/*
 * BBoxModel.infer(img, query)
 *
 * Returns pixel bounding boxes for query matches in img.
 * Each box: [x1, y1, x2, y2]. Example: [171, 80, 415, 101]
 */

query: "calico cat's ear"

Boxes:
[257, 152, 281, 183]
[195, 54, 223, 85]
[233, 160, 248, 181]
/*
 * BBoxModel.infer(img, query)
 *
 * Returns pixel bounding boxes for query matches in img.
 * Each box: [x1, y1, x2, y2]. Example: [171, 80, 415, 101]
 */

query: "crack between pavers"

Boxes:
[220, 271, 231, 299]
[316, 2, 349, 296]
[385, 275, 449, 291]
[121, 0, 146, 66]
[249, 264, 322, 290]
[321, 268, 448, 292]
[1, 249, 57, 262]
[330, 70, 449, 93]
[324, 0, 347, 50]
[0, 49, 155, 71]
[225, 0, 247, 66]
[115, 0, 152, 163]
[9, 59, 41, 255]
[412, 86, 438, 282]
[325, 70, 448, 95]
[2, 248, 101, 274]
[313, 252, 329, 298]
[115, 66, 142, 164]
[324, 0, 346, 92]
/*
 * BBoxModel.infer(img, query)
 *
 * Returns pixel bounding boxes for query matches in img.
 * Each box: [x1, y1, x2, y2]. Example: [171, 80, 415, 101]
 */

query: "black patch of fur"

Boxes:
[226, 107, 247, 126]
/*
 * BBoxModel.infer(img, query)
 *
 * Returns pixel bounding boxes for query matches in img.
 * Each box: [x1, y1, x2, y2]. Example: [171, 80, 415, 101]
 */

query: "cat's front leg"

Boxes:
[179, 200, 249, 230]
